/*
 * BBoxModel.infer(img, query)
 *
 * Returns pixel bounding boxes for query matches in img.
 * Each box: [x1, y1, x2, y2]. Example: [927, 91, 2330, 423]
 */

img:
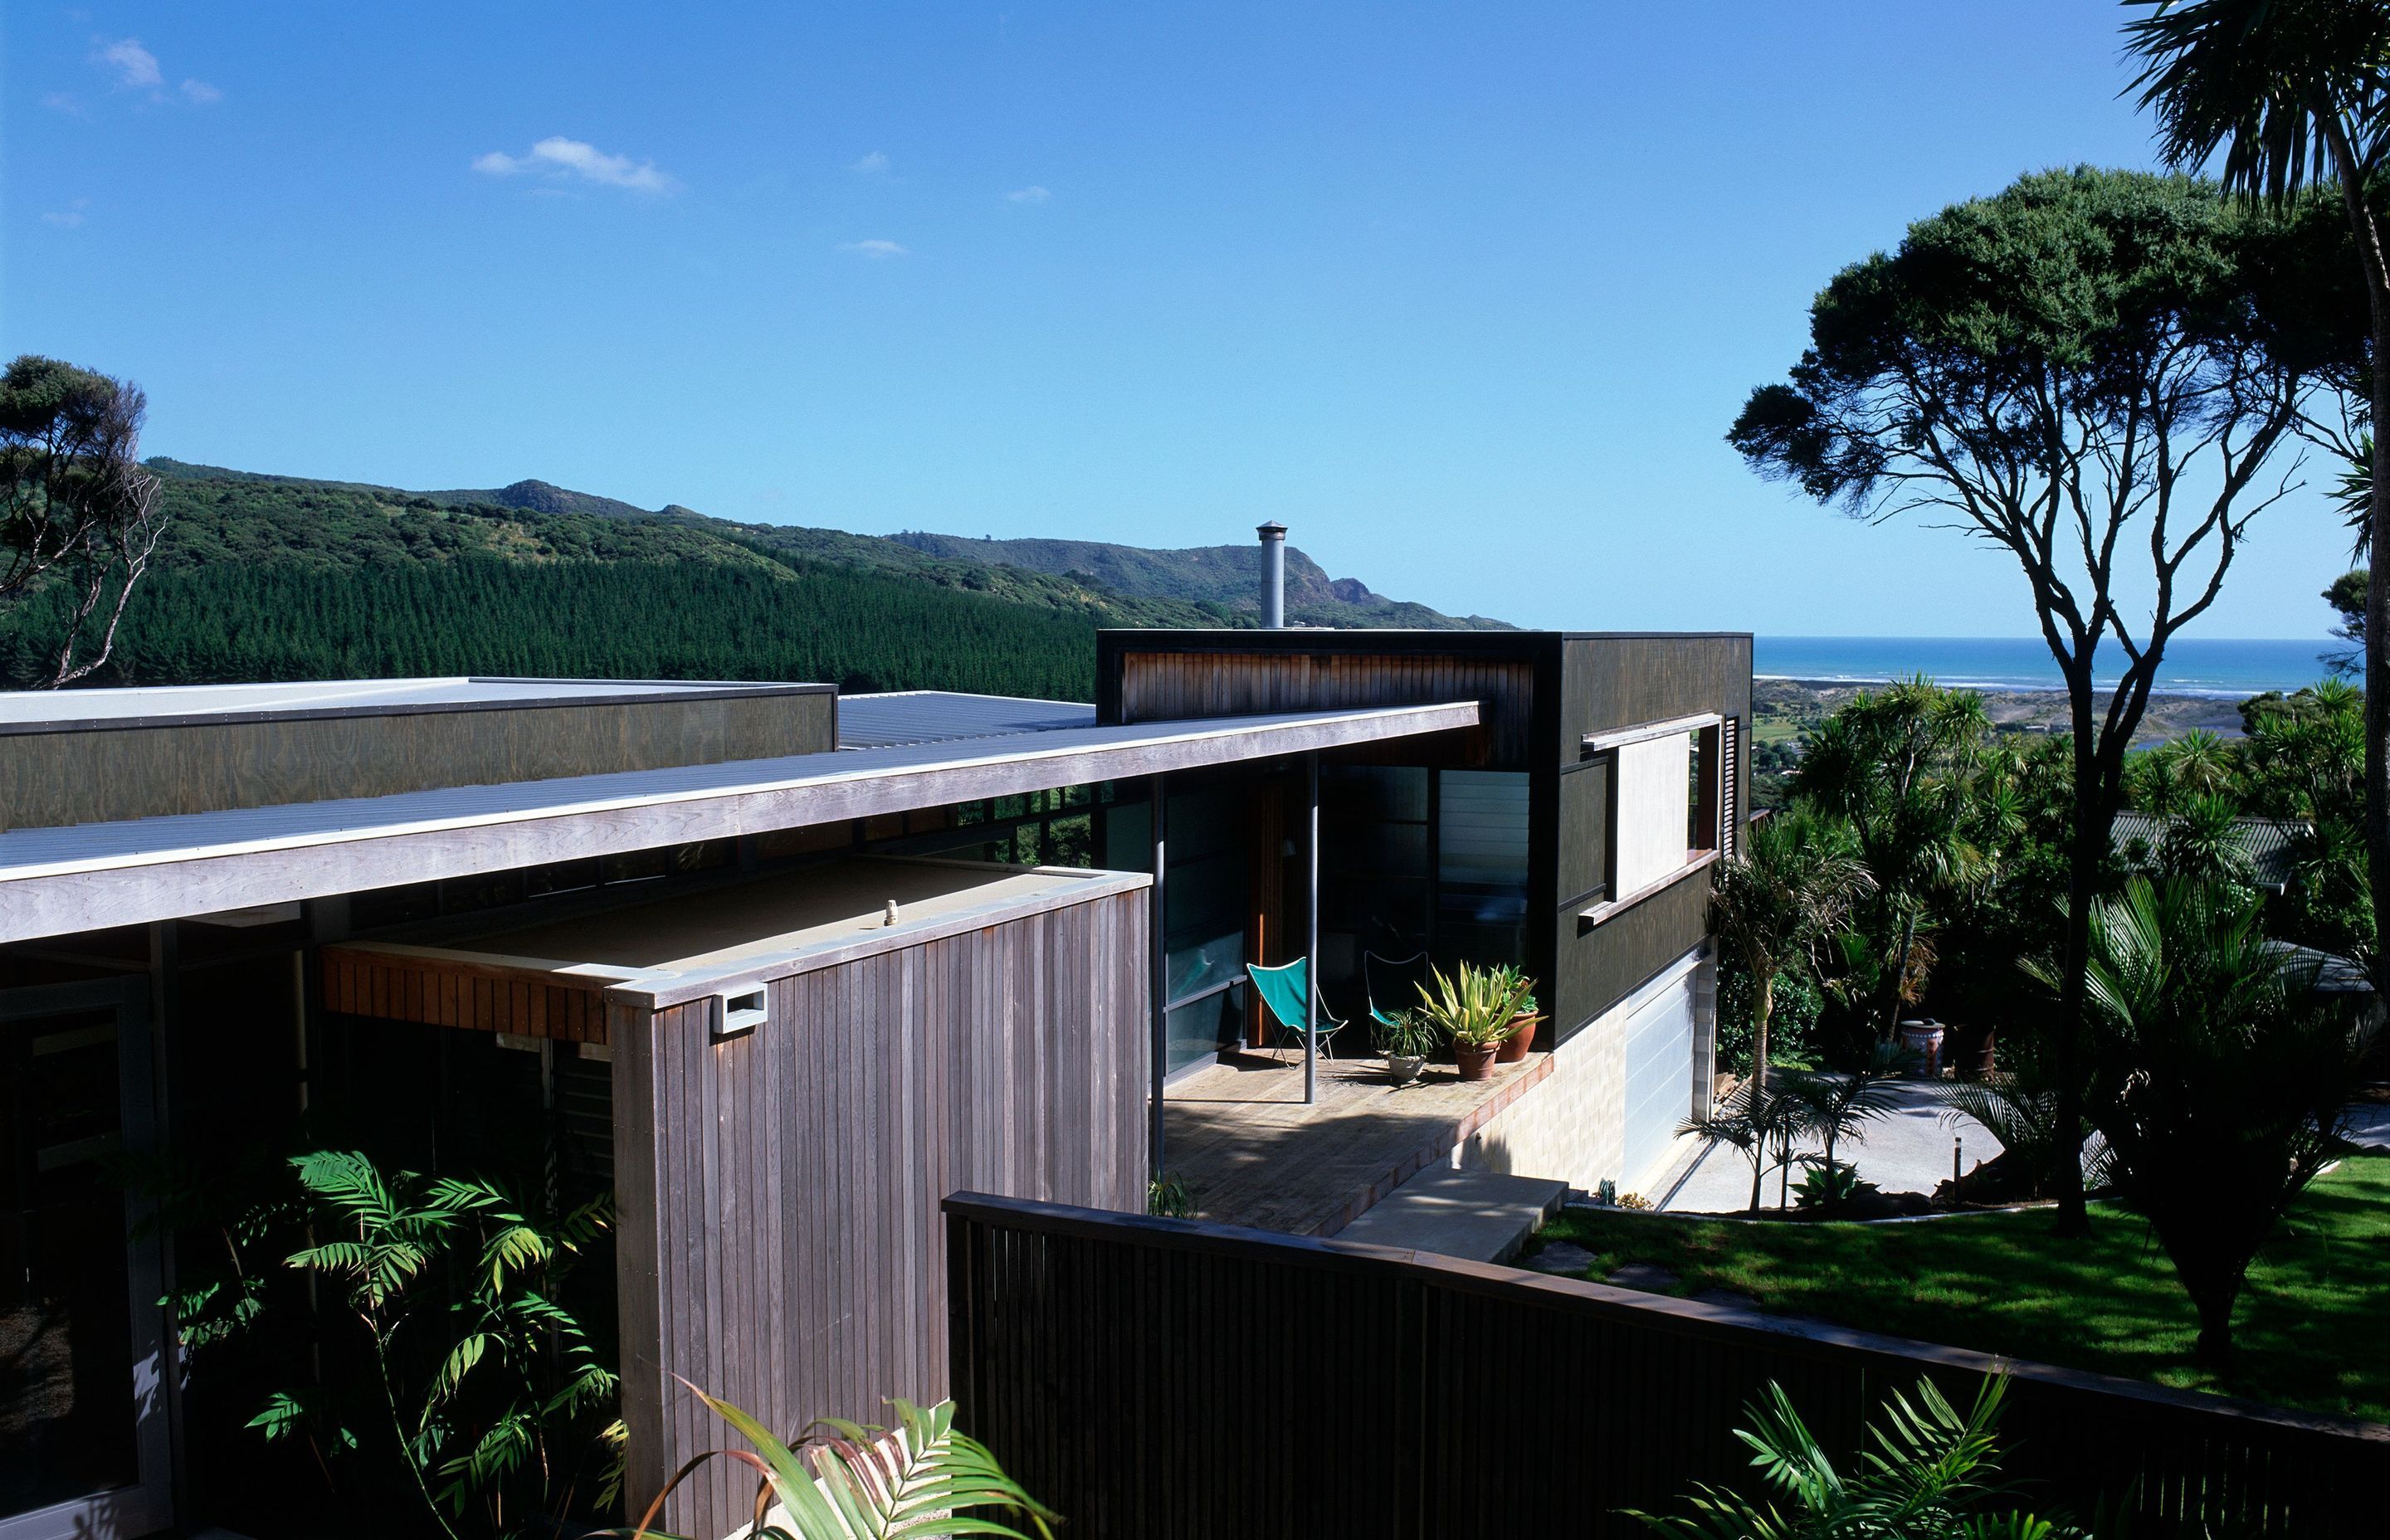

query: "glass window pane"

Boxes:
[0, 1011, 139, 1518]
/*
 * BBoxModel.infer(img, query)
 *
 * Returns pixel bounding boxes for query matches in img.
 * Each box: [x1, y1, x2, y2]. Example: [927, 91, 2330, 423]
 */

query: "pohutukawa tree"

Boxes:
[1729, 168, 2338, 1231]
[0, 355, 166, 686]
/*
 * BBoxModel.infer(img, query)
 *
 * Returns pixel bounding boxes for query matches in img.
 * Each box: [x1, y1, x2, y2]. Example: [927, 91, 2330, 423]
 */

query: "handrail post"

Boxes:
[1304, 750, 1319, 1105]
[1149, 775, 1168, 1177]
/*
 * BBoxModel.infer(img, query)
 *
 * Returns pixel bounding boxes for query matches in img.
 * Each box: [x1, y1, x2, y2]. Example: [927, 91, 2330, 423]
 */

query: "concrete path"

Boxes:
[1334, 1165, 1568, 1263]
[1659, 1079, 2004, 1215]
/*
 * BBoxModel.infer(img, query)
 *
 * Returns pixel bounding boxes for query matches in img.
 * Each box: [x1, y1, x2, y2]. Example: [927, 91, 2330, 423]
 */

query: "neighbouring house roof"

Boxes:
[835, 690, 1096, 749]
[2265, 941, 2375, 995]
[0, 699, 1479, 944]
[0, 675, 822, 731]
[2110, 811, 2305, 893]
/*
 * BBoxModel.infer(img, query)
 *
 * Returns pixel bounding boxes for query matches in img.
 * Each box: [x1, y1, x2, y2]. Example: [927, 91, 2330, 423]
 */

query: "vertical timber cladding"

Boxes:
[611, 883, 1152, 1537]
[1099, 631, 1543, 768]
[1554, 635, 1753, 1040]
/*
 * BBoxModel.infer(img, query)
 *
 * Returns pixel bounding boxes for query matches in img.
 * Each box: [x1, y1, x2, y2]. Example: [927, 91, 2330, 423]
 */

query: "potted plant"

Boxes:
[1489, 964, 1544, 1064]
[1375, 1008, 1434, 1087]
[1415, 961, 1535, 1083]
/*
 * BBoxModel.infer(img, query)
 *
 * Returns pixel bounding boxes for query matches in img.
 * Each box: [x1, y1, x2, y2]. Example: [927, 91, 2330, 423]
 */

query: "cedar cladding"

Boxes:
[612, 885, 1150, 1536]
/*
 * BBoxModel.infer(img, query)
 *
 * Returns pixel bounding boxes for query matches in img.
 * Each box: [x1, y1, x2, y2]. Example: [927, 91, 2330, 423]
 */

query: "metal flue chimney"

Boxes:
[1257, 521, 1287, 629]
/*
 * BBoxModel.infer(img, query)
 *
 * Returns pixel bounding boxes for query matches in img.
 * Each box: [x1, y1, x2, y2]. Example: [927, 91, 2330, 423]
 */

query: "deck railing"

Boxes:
[944, 1193, 2390, 1539]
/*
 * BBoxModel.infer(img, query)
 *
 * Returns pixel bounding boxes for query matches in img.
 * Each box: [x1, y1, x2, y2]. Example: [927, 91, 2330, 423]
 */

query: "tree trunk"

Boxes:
[2051, 679, 2102, 1236]
[2320, 128, 2390, 1003]
[1748, 1150, 1764, 1216]
[2188, 1270, 2241, 1366]
[1880, 909, 1918, 1045]
[2367, 333, 2390, 997]
[1751, 968, 1775, 1094]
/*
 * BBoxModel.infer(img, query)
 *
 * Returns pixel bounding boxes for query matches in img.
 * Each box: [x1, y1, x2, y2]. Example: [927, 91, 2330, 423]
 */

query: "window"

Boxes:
[1580, 712, 1731, 922]
[1614, 731, 1692, 896]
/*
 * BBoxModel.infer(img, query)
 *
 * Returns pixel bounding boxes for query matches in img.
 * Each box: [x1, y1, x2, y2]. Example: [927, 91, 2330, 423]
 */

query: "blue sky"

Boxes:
[3, 2, 2348, 637]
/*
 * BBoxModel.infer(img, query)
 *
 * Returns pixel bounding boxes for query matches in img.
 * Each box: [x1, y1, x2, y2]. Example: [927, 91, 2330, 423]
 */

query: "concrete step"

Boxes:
[1330, 1165, 1568, 1264]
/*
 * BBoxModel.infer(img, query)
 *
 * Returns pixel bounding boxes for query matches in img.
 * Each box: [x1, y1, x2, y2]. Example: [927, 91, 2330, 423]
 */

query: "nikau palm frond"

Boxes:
[637, 1386, 1057, 1540]
[1628, 1374, 2085, 1538]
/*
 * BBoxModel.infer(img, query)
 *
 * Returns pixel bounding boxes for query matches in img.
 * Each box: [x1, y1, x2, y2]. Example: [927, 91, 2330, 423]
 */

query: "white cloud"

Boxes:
[41, 90, 86, 116]
[42, 210, 85, 228]
[1005, 185, 1051, 205]
[179, 78, 222, 105]
[95, 37, 161, 90]
[474, 136, 680, 194]
[849, 150, 889, 174]
[836, 238, 908, 258]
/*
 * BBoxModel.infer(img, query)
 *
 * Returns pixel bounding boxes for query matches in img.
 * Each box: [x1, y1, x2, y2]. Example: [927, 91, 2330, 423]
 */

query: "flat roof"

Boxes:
[333, 856, 1146, 1008]
[836, 690, 1095, 749]
[0, 675, 832, 734]
[0, 699, 1477, 943]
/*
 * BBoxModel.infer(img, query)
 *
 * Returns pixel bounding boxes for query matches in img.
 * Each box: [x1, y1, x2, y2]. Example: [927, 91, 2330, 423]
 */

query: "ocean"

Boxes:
[1753, 636, 2343, 699]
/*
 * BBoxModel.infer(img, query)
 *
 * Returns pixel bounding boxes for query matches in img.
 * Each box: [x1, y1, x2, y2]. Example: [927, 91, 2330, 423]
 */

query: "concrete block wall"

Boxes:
[1457, 1006, 1623, 1190]
[1458, 943, 1717, 1201]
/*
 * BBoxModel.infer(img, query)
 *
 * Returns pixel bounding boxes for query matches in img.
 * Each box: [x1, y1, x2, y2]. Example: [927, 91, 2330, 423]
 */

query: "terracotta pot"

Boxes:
[1386, 1053, 1425, 1088]
[1495, 1011, 1539, 1064]
[1454, 1040, 1500, 1082]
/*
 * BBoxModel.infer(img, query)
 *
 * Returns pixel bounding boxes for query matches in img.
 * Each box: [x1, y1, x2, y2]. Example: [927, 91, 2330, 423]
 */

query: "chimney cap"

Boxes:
[1256, 520, 1288, 539]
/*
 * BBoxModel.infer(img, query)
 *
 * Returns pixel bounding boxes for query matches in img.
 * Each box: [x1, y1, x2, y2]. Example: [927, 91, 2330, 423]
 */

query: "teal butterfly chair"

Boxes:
[1246, 958, 1347, 1065]
[1363, 949, 1430, 1036]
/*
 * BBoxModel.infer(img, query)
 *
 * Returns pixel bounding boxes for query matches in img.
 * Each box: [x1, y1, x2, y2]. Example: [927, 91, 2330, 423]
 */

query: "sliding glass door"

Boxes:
[0, 977, 171, 1540]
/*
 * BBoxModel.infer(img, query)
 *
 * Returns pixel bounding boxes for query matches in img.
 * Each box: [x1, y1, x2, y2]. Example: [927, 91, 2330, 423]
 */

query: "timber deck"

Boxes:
[1159, 1050, 1555, 1238]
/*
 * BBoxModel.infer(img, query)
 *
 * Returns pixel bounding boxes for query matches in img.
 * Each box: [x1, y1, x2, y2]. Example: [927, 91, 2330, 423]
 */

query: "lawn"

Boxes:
[1530, 1153, 2390, 1425]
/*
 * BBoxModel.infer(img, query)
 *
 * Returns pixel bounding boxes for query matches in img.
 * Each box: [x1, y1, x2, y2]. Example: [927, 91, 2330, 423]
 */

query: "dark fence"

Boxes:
[944, 1194, 2390, 1540]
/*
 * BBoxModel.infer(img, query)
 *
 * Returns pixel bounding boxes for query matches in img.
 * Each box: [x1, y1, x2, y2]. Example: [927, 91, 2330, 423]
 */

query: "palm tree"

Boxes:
[1780, 1044, 1906, 1188]
[2052, 876, 2372, 1361]
[2124, 0, 2390, 1001]
[1679, 1077, 1806, 1216]
[1794, 678, 1988, 1044]
[1709, 807, 1874, 1092]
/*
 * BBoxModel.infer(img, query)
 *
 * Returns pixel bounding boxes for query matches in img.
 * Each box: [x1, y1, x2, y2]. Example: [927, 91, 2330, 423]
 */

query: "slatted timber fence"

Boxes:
[944, 1194, 2390, 1539]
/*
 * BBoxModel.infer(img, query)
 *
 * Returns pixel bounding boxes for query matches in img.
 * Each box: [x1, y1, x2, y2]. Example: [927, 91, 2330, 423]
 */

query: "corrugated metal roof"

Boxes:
[836, 691, 1095, 749]
[0, 675, 825, 732]
[2111, 811, 2305, 890]
[0, 700, 1480, 943]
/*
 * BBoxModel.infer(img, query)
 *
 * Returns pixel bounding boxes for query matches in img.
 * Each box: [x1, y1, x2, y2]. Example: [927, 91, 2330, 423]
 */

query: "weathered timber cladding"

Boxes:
[317, 946, 613, 1043]
[1106, 643, 1537, 768]
[613, 886, 1150, 1537]
[948, 1196, 2390, 1540]
[0, 689, 835, 830]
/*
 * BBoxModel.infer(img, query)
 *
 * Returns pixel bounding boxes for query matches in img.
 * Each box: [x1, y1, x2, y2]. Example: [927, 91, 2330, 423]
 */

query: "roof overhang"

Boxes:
[0, 701, 1478, 943]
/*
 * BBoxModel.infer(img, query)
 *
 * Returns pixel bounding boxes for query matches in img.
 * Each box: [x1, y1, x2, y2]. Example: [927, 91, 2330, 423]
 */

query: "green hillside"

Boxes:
[2, 460, 1500, 697]
[885, 530, 1510, 629]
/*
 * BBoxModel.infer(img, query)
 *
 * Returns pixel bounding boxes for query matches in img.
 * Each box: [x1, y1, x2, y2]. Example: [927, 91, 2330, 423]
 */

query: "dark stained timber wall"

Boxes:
[948, 1196, 2390, 1540]
[611, 885, 1150, 1537]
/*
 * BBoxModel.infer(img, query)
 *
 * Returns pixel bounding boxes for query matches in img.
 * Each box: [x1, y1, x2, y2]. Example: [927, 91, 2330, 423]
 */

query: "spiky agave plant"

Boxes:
[630, 1388, 1056, 1540]
[1414, 959, 1536, 1047]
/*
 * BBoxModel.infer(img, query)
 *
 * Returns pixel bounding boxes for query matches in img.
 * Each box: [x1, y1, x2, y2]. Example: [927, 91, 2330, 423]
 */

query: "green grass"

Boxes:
[1533, 1153, 2390, 1424]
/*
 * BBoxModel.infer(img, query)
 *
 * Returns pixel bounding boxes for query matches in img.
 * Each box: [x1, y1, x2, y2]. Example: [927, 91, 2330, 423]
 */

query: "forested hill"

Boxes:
[0, 461, 1503, 698]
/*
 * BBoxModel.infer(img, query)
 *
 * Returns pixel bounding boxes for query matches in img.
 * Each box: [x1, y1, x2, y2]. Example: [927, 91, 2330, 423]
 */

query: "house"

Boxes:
[0, 602, 1748, 1538]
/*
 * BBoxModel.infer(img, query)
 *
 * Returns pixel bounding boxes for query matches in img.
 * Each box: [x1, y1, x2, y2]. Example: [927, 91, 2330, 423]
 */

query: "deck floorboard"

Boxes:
[1159, 1050, 1554, 1237]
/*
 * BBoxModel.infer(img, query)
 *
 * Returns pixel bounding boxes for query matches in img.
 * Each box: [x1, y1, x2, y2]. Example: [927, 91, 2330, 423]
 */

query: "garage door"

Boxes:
[1621, 972, 1697, 1191]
